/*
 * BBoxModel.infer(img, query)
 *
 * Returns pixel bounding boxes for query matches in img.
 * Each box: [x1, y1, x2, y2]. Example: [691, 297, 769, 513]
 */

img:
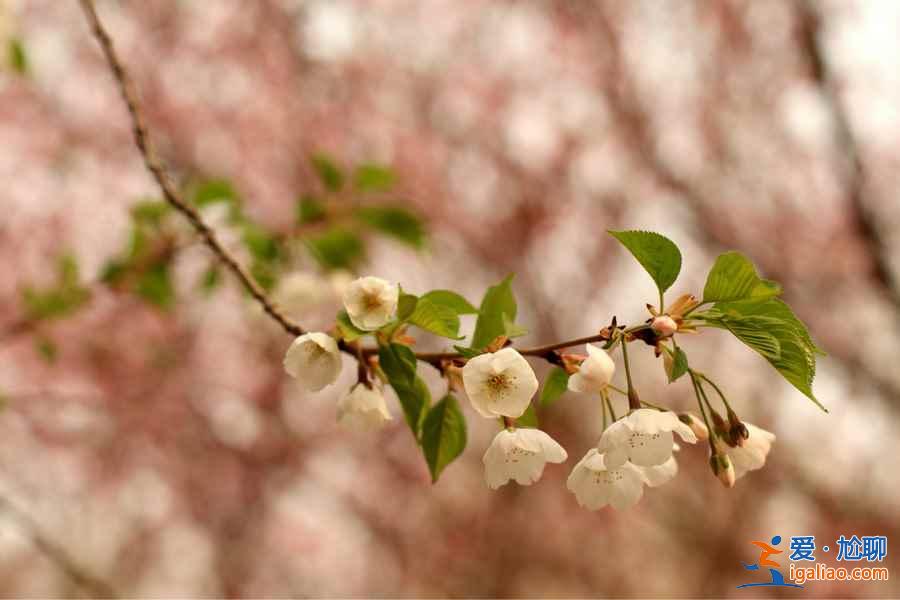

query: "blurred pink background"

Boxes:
[1, 0, 899, 597]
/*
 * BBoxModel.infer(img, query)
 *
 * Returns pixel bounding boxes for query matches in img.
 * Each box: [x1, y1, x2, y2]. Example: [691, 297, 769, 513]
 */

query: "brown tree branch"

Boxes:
[76, 0, 304, 339]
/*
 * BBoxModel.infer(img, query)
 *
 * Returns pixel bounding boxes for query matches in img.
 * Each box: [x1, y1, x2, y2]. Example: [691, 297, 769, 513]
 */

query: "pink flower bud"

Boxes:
[650, 315, 677, 337]
[709, 453, 736, 488]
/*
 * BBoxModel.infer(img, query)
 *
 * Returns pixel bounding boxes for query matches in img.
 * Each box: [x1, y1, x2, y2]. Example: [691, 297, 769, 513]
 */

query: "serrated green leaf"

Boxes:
[608, 230, 682, 295]
[336, 310, 367, 341]
[409, 297, 463, 339]
[379, 343, 430, 436]
[397, 293, 418, 321]
[354, 164, 396, 192]
[311, 154, 344, 191]
[305, 227, 365, 271]
[296, 195, 326, 224]
[9, 38, 27, 75]
[355, 205, 426, 249]
[471, 275, 518, 350]
[700, 298, 824, 410]
[540, 367, 569, 407]
[422, 394, 467, 482]
[419, 290, 478, 314]
[702, 251, 782, 303]
[669, 346, 689, 382]
[516, 403, 539, 428]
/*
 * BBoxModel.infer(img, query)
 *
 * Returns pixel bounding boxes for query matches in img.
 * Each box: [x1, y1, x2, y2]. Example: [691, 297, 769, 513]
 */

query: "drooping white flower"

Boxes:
[483, 428, 567, 489]
[283, 332, 342, 391]
[342, 276, 399, 331]
[567, 344, 615, 394]
[566, 449, 646, 510]
[337, 383, 392, 431]
[637, 456, 679, 487]
[274, 272, 330, 318]
[597, 408, 698, 468]
[462, 347, 539, 418]
[718, 423, 775, 479]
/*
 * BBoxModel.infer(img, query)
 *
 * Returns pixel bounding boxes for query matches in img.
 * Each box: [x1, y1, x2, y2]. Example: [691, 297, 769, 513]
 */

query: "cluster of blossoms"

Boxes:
[282, 273, 779, 511]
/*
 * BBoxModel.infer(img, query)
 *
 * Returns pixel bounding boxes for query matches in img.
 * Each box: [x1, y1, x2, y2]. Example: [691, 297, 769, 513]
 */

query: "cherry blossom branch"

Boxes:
[76, 0, 304, 338]
[77, 0, 650, 370]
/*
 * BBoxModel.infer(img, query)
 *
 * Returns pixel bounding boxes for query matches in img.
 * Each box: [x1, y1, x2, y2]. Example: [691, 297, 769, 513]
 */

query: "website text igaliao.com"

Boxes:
[789, 563, 890, 584]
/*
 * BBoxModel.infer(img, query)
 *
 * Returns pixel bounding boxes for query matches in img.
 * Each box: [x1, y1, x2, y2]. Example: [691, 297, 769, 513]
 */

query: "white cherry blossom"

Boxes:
[283, 332, 342, 391]
[597, 408, 698, 468]
[462, 348, 539, 418]
[718, 423, 775, 479]
[566, 449, 646, 510]
[342, 276, 399, 331]
[567, 344, 615, 394]
[483, 428, 567, 489]
[337, 383, 392, 431]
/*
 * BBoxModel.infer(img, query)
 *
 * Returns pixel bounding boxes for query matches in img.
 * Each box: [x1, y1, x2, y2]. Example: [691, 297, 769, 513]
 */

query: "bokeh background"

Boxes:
[2, 0, 899, 597]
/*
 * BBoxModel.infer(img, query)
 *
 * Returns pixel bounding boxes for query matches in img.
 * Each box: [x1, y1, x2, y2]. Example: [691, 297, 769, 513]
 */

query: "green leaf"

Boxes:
[453, 345, 483, 359]
[669, 347, 689, 382]
[311, 154, 344, 191]
[354, 164, 396, 192]
[136, 262, 175, 309]
[539, 367, 569, 407]
[516, 403, 539, 428]
[379, 343, 430, 436]
[242, 223, 280, 263]
[355, 205, 426, 249]
[336, 310, 367, 341]
[193, 179, 237, 207]
[419, 290, 478, 314]
[296, 196, 326, 224]
[397, 293, 418, 321]
[700, 299, 824, 410]
[305, 227, 364, 271]
[100, 259, 128, 285]
[502, 313, 528, 339]
[471, 275, 518, 350]
[21, 255, 91, 320]
[421, 394, 467, 482]
[131, 200, 170, 227]
[608, 230, 682, 295]
[702, 251, 782, 303]
[409, 297, 463, 339]
[9, 38, 27, 75]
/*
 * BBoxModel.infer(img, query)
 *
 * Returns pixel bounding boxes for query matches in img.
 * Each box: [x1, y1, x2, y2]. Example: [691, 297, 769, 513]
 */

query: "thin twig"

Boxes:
[77, 0, 304, 338]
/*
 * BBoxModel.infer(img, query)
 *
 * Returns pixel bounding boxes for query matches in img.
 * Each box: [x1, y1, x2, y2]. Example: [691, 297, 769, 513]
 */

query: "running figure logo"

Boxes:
[738, 535, 804, 589]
